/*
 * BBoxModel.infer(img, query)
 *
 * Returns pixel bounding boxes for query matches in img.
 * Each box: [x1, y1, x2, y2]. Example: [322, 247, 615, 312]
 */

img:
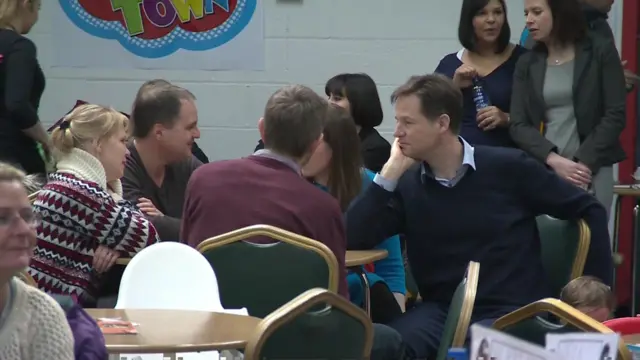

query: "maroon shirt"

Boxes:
[181, 155, 348, 298]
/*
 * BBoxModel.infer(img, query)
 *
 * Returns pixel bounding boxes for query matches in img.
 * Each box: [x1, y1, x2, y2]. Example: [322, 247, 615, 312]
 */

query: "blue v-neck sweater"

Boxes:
[346, 146, 612, 311]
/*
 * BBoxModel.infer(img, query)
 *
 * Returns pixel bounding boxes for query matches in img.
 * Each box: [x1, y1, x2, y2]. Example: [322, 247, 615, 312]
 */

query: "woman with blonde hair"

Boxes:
[0, 0, 50, 174]
[0, 162, 74, 359]
[28, 104, 160, 306]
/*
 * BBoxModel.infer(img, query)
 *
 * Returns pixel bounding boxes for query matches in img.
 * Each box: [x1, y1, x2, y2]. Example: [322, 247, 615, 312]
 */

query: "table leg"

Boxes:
[613, 195, 622, 291]
[350, 267, 371, 317]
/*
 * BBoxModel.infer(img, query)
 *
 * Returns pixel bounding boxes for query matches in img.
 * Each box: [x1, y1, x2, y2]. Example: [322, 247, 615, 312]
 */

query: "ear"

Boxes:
[437, 114, 451, 134]
[152, 123, 164, 140]
[258, 117, 266, 143]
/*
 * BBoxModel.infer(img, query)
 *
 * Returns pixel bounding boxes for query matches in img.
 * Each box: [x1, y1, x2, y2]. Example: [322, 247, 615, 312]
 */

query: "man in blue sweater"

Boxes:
[345, 74, 613, 359]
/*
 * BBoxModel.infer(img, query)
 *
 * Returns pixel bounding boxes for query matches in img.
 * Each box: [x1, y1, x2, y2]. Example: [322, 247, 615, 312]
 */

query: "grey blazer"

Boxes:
[509, 34, 626, 172]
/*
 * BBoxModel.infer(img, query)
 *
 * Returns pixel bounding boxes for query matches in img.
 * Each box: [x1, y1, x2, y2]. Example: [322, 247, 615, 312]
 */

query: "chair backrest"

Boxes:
[244, 288, 374, 360]
[493, 298, 631, 360]
[435, 261, 480, 360]
[197, 224, 339, 318]
[116, 242, 222, 311]
[536, 216, 590, 295]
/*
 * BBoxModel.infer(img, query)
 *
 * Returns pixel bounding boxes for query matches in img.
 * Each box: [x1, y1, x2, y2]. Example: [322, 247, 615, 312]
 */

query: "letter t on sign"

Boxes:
[111, 0, 145, 36]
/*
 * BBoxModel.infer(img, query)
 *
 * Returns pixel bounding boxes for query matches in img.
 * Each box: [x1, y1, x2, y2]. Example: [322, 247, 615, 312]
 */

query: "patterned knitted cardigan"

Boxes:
[28, 149, 160, 305]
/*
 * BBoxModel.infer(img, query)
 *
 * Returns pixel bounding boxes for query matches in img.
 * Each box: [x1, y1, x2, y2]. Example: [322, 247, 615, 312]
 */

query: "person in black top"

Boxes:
[254, 73, 391, 172]
[0, 0, 50, 175]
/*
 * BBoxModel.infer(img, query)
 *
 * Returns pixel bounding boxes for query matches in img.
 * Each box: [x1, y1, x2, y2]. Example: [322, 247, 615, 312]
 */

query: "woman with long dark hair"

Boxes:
[435, 0, 526, 147]
[510, 0, 626, 215]
[302, 104, 405, 324]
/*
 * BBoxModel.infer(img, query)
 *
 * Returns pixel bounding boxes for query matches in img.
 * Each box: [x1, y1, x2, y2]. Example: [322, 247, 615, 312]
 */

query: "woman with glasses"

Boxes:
[0, 162, 74, 359]
[28, 104, 160, 307]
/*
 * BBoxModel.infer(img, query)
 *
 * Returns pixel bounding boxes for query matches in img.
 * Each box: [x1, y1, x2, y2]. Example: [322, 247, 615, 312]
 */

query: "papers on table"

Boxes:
[470, 324, 560, 360]
[470, 324, 620, 360]
[546, 333, 619, 360]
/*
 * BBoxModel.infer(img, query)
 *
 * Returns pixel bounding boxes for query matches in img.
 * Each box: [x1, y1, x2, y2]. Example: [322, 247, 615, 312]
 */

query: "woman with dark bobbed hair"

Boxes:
[324, 73, 390, 172]
[254, 73, 391, 172]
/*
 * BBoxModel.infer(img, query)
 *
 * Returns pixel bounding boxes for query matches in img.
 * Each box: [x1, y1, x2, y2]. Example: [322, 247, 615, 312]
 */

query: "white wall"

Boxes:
[31, 0, 527, 160]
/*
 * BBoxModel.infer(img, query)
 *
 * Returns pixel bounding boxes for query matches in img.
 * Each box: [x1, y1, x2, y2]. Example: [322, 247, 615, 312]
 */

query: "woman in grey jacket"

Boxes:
[510, 0, 626, 216]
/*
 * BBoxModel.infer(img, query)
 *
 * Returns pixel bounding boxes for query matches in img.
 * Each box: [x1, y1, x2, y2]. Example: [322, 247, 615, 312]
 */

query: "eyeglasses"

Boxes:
[0, 209, 42, 228]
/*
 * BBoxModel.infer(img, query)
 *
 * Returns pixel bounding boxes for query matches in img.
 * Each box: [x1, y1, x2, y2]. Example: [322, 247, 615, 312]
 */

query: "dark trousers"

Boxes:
[370, 282, 403, 325]
[389, 302, 517, 359]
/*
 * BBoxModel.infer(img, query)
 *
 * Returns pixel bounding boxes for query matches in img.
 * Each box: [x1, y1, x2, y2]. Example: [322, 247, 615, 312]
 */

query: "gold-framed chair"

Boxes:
[197, 224, 339, 318]
[16, 270, 37, 287]
[244, 288, 374, 360]
[493, 298, 631, 360]
[536, 216, 590, 295]
[435, 261, 480, 360]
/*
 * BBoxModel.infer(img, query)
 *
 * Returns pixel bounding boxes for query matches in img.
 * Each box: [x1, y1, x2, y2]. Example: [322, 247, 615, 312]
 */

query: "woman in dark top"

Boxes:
[435, 0, 526, 147]
[324, 73, 390, 172]
[510, 0, 625, 215]
[254, 73, 390, 172]
[0, 0, 50, 174]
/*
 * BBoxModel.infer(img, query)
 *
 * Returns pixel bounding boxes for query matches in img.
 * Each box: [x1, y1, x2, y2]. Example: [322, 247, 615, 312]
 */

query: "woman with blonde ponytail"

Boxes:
[0, 0, 50, 174]
[28, 104, 160, 306]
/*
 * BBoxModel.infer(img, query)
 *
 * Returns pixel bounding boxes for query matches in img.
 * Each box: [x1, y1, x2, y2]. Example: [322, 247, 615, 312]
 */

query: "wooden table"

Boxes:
[623, 334, 640, 344]
[346, 249, 388, 267]
[87, 308, 261, 353]
[118, 249, 390, 267]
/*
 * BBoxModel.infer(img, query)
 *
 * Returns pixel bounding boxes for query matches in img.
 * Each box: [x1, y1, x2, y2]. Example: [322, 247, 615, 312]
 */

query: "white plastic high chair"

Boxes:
[114, 242, 247, 360]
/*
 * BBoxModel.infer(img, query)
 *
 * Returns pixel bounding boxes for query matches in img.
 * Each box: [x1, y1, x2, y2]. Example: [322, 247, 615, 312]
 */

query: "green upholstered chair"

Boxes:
[536, 216, 590, 295]
[244, 288, 374, 360]
[493, 298, 631, 360]
[197, 225, 339, 319]
[435, 261, 480, 360]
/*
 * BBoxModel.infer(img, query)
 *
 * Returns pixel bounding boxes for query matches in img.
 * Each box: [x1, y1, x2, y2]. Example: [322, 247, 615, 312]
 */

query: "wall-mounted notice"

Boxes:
[54, 0, 264, 70]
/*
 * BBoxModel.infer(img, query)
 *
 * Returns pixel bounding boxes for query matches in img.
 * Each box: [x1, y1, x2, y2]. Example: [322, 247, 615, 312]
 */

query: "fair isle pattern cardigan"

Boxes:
[28, 149, 160, 305]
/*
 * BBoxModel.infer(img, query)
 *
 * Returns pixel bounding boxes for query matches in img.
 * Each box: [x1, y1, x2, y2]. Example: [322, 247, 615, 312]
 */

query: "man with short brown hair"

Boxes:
[122, 79, 202, 241]
[346, 74, 612, 359]
[181, 84, 342, 266]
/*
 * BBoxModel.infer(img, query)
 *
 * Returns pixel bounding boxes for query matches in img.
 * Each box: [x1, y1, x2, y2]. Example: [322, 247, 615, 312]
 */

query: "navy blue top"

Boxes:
[345, 146, 612, 314]
[435, 46, 527, 148]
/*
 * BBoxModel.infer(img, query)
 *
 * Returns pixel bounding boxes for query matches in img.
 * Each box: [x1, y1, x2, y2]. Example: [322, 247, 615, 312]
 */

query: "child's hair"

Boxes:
[560, 276, 614, 311]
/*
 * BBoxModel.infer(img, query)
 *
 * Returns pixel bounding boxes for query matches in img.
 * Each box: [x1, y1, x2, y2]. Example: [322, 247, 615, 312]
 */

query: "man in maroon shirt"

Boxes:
[181, 84, 348, 297]
[181, 85, 406, 360]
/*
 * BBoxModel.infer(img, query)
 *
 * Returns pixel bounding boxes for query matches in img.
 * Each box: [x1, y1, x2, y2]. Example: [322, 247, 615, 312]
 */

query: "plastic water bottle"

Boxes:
[472, 77, 491, 111]
[447, 347, 469, 360]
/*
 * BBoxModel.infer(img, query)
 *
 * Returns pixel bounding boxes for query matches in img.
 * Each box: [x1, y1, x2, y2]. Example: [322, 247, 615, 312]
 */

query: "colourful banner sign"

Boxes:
[59, 0, 257, 58]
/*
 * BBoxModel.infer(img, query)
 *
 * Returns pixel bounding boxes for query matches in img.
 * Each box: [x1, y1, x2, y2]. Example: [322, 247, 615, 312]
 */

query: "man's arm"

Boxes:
[514, 151, 613, 285]
[345, 174, 405, 250]
[122, 161, 181, 241]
